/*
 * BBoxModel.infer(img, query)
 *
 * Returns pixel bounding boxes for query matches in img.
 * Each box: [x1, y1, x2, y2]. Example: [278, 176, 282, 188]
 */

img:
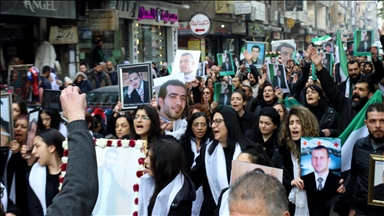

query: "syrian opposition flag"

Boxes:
[239, 46, 246, 60]
[334, 31, 348, 82]
[339, 90, 383, 171]
[311, 35, 332, 45]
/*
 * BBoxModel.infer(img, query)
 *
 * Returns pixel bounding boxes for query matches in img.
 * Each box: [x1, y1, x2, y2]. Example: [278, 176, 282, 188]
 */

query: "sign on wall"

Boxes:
[189, 12, 212, 37]
[1, 1, 76, 19]
[49, 26, 79, 44]
[89, 10, 119, 31]
[235, 2, 251, 15]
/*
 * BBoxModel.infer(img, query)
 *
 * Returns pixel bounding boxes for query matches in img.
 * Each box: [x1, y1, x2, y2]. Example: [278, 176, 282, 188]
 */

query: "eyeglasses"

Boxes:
[202, 91, 210, 95]
[134, 115, 150, 120]
[210, 118, 224, 127]
[192, 123, 207, 128]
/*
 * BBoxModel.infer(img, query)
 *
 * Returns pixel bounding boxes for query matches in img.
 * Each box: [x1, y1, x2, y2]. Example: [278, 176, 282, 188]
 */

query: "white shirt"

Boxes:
[314, 170, 329, 190]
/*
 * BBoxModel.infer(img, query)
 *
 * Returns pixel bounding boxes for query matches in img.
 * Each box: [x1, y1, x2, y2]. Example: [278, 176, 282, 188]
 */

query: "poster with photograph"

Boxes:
[323, 42, 334, 53]
[271, 40, 296, 67]
[300, 137, 341, 192]
[0, 93, 14, 148]
[216, 53, 235, 76]
[267, 64, 290, 93]
[230, 160, 283, 185]
[92, 145, 145, 215]
[213, 83, 233, 106]
[196, 62, 206, 77]
[354, 30, 374, 56]
[265, 53, 279, 65]
[172, 50, 201, 82]
[322, 53, 333, 76]
[118, 62, 152, 110]
[153, 74, 187, 122]
[245, 41, 266, 68]
[347, 41, 354, 56]
[26, 109, 40, 152]
[368, 155, 384, 206]
[291, 50, 302, 65]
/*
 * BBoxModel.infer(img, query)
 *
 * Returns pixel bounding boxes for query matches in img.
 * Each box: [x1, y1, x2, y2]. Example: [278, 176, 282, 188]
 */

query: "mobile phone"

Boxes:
[42, 90, 62, 111]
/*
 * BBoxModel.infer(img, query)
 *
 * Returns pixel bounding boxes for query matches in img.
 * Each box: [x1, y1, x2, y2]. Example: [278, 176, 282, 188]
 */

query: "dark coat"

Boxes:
[239, 111, 257, 133]
[358, 40, 372, 52]
[218, 93, 231, 105]
[318, 106, 338, 137]
[271, 145, 294, 197]
[73, 80, 93, 94]
[87, 70, 112, 89]
[189, 142, 262, 216]
[221, 62, 232, 71]
[373, 184, 384, 200]
[45, 120, 98, 216]
[123, 80, 150, 105]
[166, 175, 196, 216]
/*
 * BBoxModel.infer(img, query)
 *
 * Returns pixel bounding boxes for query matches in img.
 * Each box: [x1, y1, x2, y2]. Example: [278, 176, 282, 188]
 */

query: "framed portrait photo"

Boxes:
[323, 42, 334, 53]
[265, 53, 279, 65]
[0, 93, 14, 148]
[118, 62, 153, 110]
[271, 40, 296, 67]
[196, 62, 206, 78]
[216, 53, 235, 76]
[300, 137, 342, 192]
[245, 41, 266, 68]
[322, 53, 333, 76]
[267, 63, 290, 93]
[353, 29, 374, 56]
[26, 108, 40, 152]
[368, 154, 384, 207]
[213, 83, 233, 106]
[172, 50, 201, 82]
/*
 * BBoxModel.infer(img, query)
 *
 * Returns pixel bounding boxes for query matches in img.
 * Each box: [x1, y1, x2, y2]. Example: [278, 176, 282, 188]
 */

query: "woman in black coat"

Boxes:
[189, 106, 262, 216]
[139, 139, 195, 216]
[72, 72, 93, 94]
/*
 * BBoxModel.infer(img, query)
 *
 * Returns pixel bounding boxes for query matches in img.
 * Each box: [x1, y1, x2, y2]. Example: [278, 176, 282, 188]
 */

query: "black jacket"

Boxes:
[239, 110, 257, 133]
[167, 175, 196, 216]
[73, 80, 93, 94]
[307, 105, 338, 137]
[338, 56, 384, 97]
[348, 136, 384, 215]
[316, 67, 357, 135]
[271, 144, 294, 197]
[189, 141, 262, 216]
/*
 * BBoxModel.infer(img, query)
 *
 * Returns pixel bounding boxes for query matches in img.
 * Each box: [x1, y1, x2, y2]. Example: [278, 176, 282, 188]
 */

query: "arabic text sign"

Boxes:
[235, 2, 252, 15]
[49, 26, 78, 44]
[189, 13, 211, 37]
[137, 6, 178, 24]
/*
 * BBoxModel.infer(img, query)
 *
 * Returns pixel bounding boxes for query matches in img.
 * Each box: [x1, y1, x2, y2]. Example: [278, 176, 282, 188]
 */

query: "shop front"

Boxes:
[130, 3, 179, 67]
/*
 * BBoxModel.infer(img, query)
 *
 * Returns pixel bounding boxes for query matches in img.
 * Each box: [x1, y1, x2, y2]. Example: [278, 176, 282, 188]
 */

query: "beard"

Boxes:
[369, 130, 384, 143]
[350, 74, 360, 84]
[351, 94, 369, 110]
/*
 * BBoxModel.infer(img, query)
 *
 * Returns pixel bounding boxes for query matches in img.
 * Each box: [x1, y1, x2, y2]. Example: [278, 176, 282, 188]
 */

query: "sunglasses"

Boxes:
[202, 91, 210, 95]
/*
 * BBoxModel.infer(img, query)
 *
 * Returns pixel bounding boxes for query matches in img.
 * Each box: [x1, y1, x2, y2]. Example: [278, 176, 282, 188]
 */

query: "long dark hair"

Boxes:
[131, 105, 162, 145]
[209, 106, 249, 155]
[149, 139, 186, 204]
[38, 109, 61, 131]
[36, 128, 65, 157]
[13, 100, 28, 116]
[179, 112, 212, 145]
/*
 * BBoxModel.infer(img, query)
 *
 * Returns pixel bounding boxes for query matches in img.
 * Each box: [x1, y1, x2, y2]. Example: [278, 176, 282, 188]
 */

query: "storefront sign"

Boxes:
[189, 12, 212, 37]
[89, 10, 119, 31]
[1, 1, 76, 19]
[137, 6, 178, 24]
[49, 26, 79, 44]
[235, 2, 251, 15]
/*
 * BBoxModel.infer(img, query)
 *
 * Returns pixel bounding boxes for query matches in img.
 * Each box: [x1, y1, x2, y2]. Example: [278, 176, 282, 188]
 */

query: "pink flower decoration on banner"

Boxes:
[61, 163, 67, 171]
[63, 150, 68, 157]
[59, 177, 64, 183]
[136, 171, 144, 178]
[107, 140, 112, 147]
[133, 211, 138, 216]
[129, 139, 136, 147]
[133, 184, 139, 192]
[134, 198, 139, 205]
[138, 158, 145, 165]
[117, 140, 122, 147]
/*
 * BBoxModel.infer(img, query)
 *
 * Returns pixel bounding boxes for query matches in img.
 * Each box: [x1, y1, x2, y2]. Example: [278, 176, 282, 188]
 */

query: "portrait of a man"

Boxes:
[221, 55, 233, 72]
[323, 43, 334, 53]
[276, 43, 295, 67]
[272, 68, 287, 89]
[354, 30, 373, 55]
[358, 35, 372, 52]
[301, 145, 341, 192]
[123, 71, 150, 106]
[158, 79, 187, 121]
[93, 148, 128, 215]
[218, 88, 231, 105]
[26, 118, 37, 151]
[373, 168, 384, 200]
[245, 42, 265, 67]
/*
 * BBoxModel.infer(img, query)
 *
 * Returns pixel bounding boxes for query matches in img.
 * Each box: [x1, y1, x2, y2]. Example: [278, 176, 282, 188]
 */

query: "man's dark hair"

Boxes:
[128, 71, 140, 76]
[251, 45, 260, 51]
[347, 60, 361, 68]
[105, 148, 119, 158]
[325, 43, 332, 48]
[276, 43, 295, 52]
[356, 79, 375, 94]
[42, 66, 51, 74]
[158, 79, 186, 100]
[364, 62, 372, 67]
[181, 52, 194, 61]
[311, 145, 329, 158]
[93, 62, 101, 68]
[365, 103, 384, 119]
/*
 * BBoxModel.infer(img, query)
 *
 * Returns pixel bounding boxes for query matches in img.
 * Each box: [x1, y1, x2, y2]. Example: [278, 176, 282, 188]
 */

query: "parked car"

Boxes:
[86, 85, 119, 108]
